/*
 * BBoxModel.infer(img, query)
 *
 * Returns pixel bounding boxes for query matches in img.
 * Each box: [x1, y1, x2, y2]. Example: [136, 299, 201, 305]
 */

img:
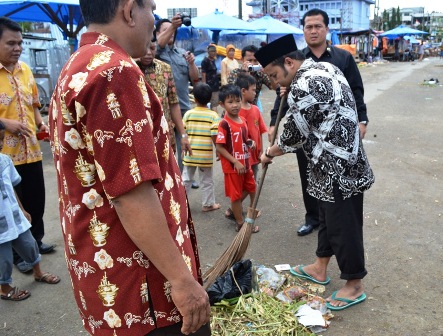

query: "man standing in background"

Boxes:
[0, 17, 55, 273]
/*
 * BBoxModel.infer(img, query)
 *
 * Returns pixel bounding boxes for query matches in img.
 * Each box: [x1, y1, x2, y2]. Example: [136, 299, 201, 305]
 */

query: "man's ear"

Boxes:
[284, 57, 294, 68]
[122, 0, 136, 27]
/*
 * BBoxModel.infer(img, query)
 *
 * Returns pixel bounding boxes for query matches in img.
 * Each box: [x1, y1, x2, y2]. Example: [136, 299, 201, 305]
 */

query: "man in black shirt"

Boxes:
[269, 8, 369, 236]
[201, 44, 220, 112]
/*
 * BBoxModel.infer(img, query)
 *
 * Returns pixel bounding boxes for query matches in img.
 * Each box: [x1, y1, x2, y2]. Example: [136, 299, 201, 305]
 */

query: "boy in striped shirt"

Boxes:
[182, 83, 221, 212]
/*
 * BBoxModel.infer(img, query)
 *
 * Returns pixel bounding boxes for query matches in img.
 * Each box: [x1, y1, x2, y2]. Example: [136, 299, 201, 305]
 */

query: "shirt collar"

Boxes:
[0, 61, 21, 73]
[79, 32, 131, 58]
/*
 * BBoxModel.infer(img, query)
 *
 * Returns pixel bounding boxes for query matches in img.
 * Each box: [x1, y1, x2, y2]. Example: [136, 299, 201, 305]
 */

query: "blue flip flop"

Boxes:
[289, 265, 331, 285]
[326, 291, 367, 311]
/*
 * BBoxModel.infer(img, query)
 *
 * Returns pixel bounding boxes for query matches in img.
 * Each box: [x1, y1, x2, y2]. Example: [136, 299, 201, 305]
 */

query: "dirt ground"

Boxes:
[1, 57, 442, 335]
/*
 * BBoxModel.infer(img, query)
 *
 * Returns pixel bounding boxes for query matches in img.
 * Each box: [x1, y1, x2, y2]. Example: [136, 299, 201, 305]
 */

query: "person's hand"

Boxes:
[23, 210, 32, 223]
[248, 139, 256, 150]
[241, 61, 252, 72]
[181, 137, 193, 156]
[233, 161, 246, 175]
[279, 86, 287, 97]
[359, 123, 367, 139]
[171, 14, 183, 29]
[38, 123, 50, 142]
[170, 278, 211, 335]
[1, 119, 32, 137]
[268, 126, 275, 143]
[260, 152, 273, 167]
[183, 51, 195, 65]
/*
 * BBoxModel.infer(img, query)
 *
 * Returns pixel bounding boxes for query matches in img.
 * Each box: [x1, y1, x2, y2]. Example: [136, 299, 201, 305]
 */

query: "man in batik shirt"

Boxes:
[137, 40, 191, 156]
[0, 17, 55, 269]
[49, 1, 210, 335]
[257, 35, 374, 312]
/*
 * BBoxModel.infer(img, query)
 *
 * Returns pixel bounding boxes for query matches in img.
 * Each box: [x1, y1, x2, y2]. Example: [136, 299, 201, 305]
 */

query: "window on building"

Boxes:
[331, 17, 336, 24]
[320, 3, 325, 9]
[331, 3, 336, 9]
[325, 3, 330, 9]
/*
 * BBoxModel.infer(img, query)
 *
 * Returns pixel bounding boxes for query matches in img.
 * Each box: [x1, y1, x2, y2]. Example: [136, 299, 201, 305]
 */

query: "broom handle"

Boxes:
[251, 93, 288, 210]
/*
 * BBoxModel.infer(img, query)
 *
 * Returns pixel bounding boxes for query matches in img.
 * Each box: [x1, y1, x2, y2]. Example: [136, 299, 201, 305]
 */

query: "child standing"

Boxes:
[0, 153, 60, 301]
[235, 74, 267, 182]
[216, 85, 260, 233]
[182, 83, 221, 212]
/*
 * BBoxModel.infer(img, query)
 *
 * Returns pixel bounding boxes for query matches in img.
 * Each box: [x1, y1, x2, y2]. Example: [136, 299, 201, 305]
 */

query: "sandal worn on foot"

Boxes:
[202, 203, 221, 212]
[35, 272, 60, 284]
[225, 208, 261, 221]
[236, 222, 260, 233]
[1, 287, 31, 301]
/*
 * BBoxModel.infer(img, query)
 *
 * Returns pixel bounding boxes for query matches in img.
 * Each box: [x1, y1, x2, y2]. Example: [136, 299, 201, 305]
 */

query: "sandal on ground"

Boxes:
[224, 208, 236, 221]
[225, 208, 261, 221]
[35, 272, 60, 284]
[1, 287, 31, 301]
[236, 222, 260, 233]
[202, 203, 221, 212]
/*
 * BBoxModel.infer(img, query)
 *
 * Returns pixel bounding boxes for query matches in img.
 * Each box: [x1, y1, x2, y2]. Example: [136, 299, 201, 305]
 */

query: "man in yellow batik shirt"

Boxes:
[0, 17, 55, 273]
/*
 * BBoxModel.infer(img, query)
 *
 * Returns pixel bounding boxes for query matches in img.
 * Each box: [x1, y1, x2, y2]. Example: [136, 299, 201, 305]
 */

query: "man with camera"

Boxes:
[155, 14, 199, 174]
[227, 45, 274, 105]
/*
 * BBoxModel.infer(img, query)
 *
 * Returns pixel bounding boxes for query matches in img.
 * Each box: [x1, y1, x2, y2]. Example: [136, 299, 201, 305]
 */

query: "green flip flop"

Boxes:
[290, 265, 331, 285]
[326, 291, 367, 311]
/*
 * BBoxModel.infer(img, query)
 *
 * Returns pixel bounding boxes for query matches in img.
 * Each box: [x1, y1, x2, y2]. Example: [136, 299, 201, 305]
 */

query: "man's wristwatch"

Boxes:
[360, 121, 368, 125]
[265, 147, 274, 159]
[181, 133, 188, 138]
[38, 121, 45, 129]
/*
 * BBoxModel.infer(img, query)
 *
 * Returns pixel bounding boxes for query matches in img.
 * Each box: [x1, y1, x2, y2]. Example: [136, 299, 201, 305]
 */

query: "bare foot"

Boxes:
[326, 279, 364, 308]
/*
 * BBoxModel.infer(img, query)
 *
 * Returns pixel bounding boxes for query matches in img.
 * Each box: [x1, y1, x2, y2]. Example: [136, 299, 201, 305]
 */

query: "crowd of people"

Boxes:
[1, 0, 375, 334]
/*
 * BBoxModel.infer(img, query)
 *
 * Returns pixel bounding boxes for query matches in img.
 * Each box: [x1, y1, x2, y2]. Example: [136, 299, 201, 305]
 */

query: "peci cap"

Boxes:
[207, 44, 217, 51]
[255, 34, 298, 68]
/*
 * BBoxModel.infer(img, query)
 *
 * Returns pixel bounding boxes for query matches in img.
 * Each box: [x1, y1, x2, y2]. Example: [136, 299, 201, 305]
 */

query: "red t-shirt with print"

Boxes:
[239, 105, 267, 165]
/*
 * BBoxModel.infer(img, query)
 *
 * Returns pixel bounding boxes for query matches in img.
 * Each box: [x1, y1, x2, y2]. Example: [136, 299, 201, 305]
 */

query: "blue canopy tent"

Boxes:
[380, 25, 428, 39]
[0, 0, 83, 53]
[191, 9, 254, 44]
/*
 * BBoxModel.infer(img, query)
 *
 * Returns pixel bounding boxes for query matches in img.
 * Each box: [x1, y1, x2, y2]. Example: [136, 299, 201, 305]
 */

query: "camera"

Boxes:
[248, 64, 262, 72]
[180, 12, 192, 27]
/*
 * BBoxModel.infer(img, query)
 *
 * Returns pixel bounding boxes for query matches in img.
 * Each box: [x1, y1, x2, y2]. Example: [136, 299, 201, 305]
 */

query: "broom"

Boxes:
[203, 93, 288, 289]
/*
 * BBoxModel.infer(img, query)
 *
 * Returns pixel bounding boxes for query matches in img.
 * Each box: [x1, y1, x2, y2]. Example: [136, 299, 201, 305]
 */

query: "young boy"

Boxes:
[216, 85, 259, 233]
[235, 74, 267, 182]
[182, 83, 221, 212]
[0, 153, 60, 301]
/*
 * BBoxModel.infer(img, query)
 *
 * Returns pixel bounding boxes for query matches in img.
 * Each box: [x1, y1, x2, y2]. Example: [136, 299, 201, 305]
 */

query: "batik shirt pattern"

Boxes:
[49, 32, 202, 336]
[141, 59, 179, 152]
[0, 61, 42, 165]
[279, 58, 374, 202]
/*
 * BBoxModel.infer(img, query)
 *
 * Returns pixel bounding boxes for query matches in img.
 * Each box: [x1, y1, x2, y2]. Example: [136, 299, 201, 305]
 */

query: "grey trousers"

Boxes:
[182, 166, 216, 207]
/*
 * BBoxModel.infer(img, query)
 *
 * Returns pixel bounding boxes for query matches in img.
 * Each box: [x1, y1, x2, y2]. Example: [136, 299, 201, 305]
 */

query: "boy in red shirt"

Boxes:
[235, 74, 267, 182]
[216, 85, 260, 233]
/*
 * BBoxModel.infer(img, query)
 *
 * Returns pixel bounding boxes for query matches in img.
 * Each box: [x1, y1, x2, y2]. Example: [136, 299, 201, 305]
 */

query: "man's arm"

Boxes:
[33, 107, 49, 134]
[156, 15, 182, 49]
[0, 117, 32, 136]
[170, 103, 192, 155]
[342, 54, 368, 138]
[113, 182, 210, 334]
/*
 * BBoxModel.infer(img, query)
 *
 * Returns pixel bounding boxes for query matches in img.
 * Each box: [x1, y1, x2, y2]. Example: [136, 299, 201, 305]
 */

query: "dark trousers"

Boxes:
[316, 185, 367, 280]
[14, 161, 46, 245]
[146, 323, 211, 335]
[296, 150, 319, 226]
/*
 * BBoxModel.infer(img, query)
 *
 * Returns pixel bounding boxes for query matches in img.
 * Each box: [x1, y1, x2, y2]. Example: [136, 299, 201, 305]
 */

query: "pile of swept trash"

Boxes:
[207, 260, 334, 335]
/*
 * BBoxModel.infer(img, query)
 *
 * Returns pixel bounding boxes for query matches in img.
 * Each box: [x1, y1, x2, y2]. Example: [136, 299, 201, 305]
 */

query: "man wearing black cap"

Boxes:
[269, 9, 368, 237]
[256, 34, 374, 311]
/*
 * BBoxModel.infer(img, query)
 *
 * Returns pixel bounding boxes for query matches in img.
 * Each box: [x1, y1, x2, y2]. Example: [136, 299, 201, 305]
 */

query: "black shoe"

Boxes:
[297, 223, 318, 236]
[191, 181, 199, 189]
[39, 242, 56, 254]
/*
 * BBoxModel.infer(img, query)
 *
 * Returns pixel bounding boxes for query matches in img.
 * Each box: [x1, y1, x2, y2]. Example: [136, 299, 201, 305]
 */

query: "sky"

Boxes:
[154, 0, 443, 20]
[375, 0, 443, 13]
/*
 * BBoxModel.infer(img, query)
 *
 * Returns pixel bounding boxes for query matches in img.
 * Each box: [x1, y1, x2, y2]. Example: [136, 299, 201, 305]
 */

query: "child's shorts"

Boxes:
[224, 170, 256, 201]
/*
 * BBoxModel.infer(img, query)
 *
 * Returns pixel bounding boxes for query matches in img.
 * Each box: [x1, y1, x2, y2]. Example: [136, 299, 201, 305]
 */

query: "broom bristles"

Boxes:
[203, 222, 253, 289]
